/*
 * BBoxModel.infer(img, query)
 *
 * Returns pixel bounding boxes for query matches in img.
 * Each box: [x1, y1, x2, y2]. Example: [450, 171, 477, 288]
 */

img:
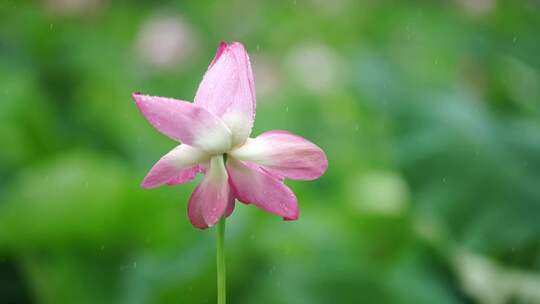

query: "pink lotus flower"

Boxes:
[133, 42, 328, 229]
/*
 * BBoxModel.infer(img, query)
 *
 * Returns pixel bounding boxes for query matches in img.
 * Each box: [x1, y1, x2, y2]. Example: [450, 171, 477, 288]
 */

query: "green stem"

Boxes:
[216, 217, 226, 304]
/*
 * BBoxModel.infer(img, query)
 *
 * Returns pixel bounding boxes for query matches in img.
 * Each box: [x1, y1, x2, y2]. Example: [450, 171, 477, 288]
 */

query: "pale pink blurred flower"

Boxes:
[136, 15, 199, 69]
[45, 0, 103, 16]
[457, 0, 496, 17]
[252, 55, 281, 100]
[285, 42, 344, 94]
[133, 42, 328, 229]
[311, 0, 349, 17]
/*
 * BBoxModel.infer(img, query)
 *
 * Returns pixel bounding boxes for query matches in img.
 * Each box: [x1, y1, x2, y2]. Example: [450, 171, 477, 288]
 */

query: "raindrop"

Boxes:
[285, 106, 289, 112]
[133, 262, 137, 268]
[513, 37, 517, 43]
[442, 177, 447, 183]
[354, 124, 359, 131]
[50, 24, 53, 30]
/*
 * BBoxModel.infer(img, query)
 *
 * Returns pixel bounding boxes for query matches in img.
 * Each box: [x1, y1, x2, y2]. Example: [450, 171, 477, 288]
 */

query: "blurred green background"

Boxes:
[1, 0, 540, 303]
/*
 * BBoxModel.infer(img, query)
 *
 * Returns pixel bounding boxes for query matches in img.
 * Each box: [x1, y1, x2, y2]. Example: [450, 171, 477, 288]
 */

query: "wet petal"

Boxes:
[188, 156, 234, 229]
[141, 145, 209, 188]
[166, 165, 202, 186]
[224, 186, 236, 218]
[133, 93, 232, 154]
[194, 42, 256, 146]
[227, 157, 298, 220]
[230, 130, 328, 180]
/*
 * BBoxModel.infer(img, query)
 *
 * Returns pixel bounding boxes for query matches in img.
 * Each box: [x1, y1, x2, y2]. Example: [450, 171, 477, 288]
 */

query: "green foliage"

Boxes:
[1, 0, 539, 303]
